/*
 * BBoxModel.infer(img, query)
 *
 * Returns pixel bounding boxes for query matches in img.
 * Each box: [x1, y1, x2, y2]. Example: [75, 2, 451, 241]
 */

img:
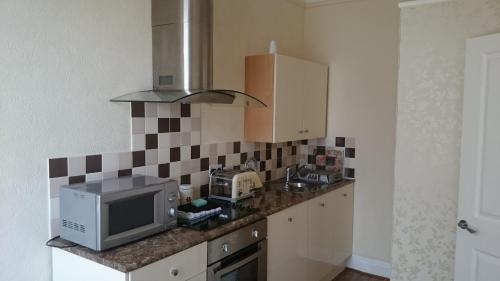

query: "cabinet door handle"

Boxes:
[342, 193, 347, 197]
[288, 217, 293, 222]
[170, 268, 179, 277]
[298, 130, 303, 134]
[320, 203, 325, 207]
[304, 129, 309, 133]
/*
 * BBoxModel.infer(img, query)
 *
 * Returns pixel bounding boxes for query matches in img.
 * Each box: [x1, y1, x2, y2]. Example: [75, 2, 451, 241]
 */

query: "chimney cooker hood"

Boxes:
[111, 0, 266, 107]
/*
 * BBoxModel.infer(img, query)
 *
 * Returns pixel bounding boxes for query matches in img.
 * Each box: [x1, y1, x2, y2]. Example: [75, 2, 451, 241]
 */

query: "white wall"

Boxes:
[392, 0, 500, 280]
[304, 0, 400, 263]
[0, 1, 152, 280]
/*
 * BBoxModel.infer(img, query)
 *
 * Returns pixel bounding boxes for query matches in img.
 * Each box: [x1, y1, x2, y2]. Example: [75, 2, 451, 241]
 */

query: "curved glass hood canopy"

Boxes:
[111, 0, 266, 108]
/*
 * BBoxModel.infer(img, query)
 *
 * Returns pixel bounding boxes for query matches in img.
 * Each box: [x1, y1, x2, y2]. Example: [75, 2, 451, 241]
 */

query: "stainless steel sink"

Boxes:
[284, 180, 321, 193]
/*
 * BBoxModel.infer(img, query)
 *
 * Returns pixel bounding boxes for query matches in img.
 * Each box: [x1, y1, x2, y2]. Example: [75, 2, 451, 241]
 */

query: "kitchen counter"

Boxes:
[53, 179, 354, 273]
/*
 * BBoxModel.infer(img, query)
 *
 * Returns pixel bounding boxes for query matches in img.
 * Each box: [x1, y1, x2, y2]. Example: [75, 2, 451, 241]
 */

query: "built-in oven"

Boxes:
[207, 219, 267, 281]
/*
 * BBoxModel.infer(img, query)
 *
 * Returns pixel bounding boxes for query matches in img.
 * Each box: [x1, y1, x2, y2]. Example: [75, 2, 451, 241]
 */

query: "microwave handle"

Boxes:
[213, 249, 263, 279]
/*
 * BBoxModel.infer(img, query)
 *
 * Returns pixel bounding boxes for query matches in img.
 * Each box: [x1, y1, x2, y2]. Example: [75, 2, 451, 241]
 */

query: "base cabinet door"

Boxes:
[308, 184, 354, 266]
[186, 272, 206, 281]
[267, 202, 309, 281]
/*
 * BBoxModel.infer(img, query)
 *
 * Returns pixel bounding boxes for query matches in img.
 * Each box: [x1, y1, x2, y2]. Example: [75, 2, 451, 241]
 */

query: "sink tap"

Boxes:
[286, 167, 292, 183]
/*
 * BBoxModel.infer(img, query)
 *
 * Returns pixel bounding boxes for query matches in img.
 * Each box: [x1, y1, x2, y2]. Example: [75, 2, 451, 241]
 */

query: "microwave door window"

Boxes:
[108, 193, 155, 235]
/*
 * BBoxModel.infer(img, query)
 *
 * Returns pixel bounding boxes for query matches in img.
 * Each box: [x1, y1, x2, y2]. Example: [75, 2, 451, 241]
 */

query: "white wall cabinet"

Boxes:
[244, 54, 328, 143]
[267, 183, 354, 281]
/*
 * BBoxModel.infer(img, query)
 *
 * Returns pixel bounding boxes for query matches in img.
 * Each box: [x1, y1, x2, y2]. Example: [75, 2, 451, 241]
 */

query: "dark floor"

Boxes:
[332, 269, 389, 281]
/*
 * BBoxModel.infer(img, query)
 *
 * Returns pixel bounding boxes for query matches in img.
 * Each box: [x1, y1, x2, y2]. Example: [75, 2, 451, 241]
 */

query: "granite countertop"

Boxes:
[55, 179, 354, 273]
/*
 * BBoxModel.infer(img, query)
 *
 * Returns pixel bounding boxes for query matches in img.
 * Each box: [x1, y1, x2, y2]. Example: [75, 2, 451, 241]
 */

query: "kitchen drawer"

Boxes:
[129, 242, 207, 281]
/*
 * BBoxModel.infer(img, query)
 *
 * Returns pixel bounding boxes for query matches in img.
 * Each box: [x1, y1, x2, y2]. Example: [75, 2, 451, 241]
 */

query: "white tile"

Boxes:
[181, 132, 191, 146]
[200, 173, 209, 185]
[103, 171, 118, 179]
[170, 103, 181, 117]
[346, 137, 356, 148]
[132, 166, 147, 175]
[180, 118, 191, 132]
[118, 152, 132, 169]
[181, 160, 191, 174]
[191, 172, 201, 188]
[131, 118, 145, 134]
[191, 131, 201, 146]
[191, 104, 201, 118]
[102, 153, 119, 172]
[170, 132, 181, 147]
[158, 104, 171, 118]
[68, 156, 85, 176]
[144, 103, 158, 117]
[170, 162, 181, 177]
[158, 133, 170, 149]
[191, 118, 201, 131]
[343, 158, 356, 168]
[145, 165, 158, 177]
[132, 134, 145, 151]
[145, 118, 158, 134]
[50, 177, 68, 198]
[146, 149, 158, 165]
[158, 148, 170, 164]
[191, 159, 200, 173]
[200, 144, 210, 158]
[217, 143, 226, 155]
[181, 146, 191, 161]
[86, 172, 102, 181]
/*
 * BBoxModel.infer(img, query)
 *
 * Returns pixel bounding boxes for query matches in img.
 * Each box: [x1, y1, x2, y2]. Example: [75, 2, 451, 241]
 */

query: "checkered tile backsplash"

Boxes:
[47, 102, 356, 237]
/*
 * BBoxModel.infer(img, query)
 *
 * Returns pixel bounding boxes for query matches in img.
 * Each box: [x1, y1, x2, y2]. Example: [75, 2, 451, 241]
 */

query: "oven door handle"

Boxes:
[213, 249, 262, 279]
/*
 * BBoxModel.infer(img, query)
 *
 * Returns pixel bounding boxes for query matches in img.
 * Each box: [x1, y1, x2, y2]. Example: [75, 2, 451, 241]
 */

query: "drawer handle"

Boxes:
[298, 130, 304, 134]
[288, 217, 293, 222]
[342, 193, 347, 197]
[304, 129, 309, 133]
[170, 268, 179, 277]
[320, 203, 325, 207]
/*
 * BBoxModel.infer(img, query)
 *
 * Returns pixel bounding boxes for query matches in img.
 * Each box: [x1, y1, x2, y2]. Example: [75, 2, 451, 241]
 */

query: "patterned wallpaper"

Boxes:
[47, 102, 356, 237]
[393, 1, 500, 280]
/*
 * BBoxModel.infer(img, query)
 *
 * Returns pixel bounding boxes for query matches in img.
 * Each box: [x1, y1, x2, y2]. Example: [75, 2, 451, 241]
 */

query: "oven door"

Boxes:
[208, 240, 267, 281]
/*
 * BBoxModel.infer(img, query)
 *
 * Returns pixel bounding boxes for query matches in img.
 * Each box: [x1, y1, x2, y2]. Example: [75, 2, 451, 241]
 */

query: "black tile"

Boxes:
[158, 163, 170, 178]
[277, 148, 282, 159]
[191, 145, 200, 159]
[266, 143, 272, 150]
[132, 151, 145, 167]
[345, 148, 356, 158]
[253, 151, 260, 161]
[277, 158, 282, 168]
[170, 118, 181, 132]
[326, 156, 336, 166]
[301, 140, 308, 145]
[49, 158, 68, 178]
[86, 155, 102, 173]
[69, 175, 85, 184]
[118, 169, 132, 177]
[131, 102, 145, 117]
[266, 150, 272, 160]
[200, 184, 209, 197]
[233, 165, 241, 170]
[345, 168, 355, 178]
[145, 134, 158, 149]
[308, 155, 315, 164]
[287, 141, 292, 147]
[336, 137, 346, 147]
[180, 174, 191, 184]
[265, 171, 271, 181]
[218, 155, 226, 166]
[181, 104, 191, 117]
[316, 165, 326, 171]
[316, 146, 325, 155]
[200, 158, 209, 171]
[170, 147, 180, 162]
[292, 146, 297, 156]
[233, 142, 241, 154]
[240, 152, 248, 164]
[158, 118, 170, 133]
[259, 161, 266, 172]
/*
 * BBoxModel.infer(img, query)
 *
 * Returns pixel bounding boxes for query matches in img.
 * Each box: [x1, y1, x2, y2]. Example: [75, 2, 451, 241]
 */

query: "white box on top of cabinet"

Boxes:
[244, 54, 328, 143]
[52, 242, 207, 281]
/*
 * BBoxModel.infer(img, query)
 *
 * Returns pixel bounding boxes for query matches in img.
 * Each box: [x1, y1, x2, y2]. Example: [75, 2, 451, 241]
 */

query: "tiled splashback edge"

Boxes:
[47, 103, 356, 237]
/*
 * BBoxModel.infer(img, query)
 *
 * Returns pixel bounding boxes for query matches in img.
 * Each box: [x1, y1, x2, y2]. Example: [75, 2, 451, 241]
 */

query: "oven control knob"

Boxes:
[168, 208, 176, 217]
[222, 243, 229, 253]
[252, 229, 259, 239]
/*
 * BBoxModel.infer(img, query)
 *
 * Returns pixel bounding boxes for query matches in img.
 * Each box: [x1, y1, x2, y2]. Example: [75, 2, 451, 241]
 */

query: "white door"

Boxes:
[454, 33, 500, 281]
[302, 60, 328, 140]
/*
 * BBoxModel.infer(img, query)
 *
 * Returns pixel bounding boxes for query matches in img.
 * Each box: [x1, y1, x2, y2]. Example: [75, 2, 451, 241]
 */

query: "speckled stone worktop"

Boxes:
[55, 179, 354, 272]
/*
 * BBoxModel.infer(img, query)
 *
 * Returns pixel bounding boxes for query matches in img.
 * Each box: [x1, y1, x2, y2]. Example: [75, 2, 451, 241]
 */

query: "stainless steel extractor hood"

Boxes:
[111, 0, 265, 107]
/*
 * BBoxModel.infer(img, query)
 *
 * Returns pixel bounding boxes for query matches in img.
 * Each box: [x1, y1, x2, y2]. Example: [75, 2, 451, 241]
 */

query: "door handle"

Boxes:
[458, 220, 477, 234]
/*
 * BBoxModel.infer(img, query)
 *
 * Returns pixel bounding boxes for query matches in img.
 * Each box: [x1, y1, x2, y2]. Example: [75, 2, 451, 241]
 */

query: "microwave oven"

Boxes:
[59, 175, 178, 251]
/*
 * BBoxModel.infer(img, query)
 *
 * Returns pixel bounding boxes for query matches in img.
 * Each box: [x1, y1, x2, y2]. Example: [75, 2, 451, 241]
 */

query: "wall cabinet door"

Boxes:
[302, 61, 328, 139]
[308, 184, 354, 266]
[245, 54, 328, 143]
[267, 202, 309, 281]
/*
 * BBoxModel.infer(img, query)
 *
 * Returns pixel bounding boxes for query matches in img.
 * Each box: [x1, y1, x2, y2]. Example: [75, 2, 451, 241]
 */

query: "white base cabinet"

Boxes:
[52, 242, 207, 281]
[267, 183, 354, 281]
